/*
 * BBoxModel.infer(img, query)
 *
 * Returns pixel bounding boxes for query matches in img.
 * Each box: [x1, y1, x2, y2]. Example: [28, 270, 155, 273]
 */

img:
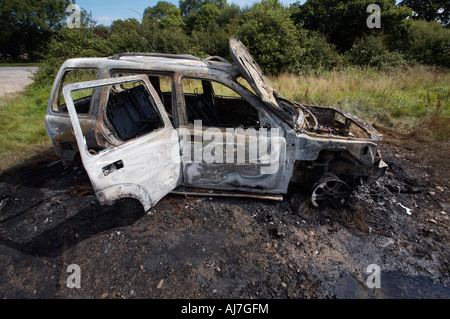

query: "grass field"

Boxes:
[270, 65, 450, 140]
[0, 65, 448, 173]
[0, 84, 53, 172]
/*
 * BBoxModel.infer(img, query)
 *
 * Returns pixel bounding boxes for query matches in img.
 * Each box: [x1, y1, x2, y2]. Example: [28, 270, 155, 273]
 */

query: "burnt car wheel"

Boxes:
[311, 173, 350, 209]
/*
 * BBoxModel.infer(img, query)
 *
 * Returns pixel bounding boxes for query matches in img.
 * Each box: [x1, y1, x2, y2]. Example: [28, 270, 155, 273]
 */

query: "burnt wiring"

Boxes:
[292, 101, 318, 130]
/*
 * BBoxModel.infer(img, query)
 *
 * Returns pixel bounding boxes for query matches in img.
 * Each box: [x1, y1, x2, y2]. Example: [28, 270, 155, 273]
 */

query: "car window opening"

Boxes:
[57, 69, 98, 114]
[105, 82, 164, 141]
[182, 78, 260, 128]
[111, 72, 174, 123]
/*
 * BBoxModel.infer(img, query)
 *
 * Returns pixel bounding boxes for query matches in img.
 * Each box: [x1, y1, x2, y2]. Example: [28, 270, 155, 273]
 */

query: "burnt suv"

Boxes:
[45, 38, 387, 212]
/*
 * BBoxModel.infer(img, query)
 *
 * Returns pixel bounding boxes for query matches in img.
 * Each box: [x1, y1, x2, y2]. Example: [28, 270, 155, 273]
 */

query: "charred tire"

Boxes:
[311, 173, 350, 209]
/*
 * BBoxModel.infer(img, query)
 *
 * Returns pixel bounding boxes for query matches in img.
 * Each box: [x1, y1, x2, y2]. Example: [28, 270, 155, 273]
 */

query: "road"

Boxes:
[0, 66, 38, 98]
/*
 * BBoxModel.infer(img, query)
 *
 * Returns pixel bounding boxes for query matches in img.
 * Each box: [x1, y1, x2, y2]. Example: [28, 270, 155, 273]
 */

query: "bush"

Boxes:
[34, 27, 113, 86]
[291, 0, 412, 52]
[140, 24, 193, 55]
[298, 30, 344, 72]
[346, 35, 407, 68]
[108, 19, 145, 53]
[402, 19, 450, 67]
[238, 0, 304, 75]
[31, 1, 449, 87]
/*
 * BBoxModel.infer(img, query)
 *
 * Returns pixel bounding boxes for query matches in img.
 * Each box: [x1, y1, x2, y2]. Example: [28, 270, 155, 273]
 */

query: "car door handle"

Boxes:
[102, 160, 124, 176]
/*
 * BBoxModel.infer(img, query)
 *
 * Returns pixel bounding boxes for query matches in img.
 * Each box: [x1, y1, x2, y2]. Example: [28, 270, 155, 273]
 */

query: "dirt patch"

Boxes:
[0, 137, 449, 299]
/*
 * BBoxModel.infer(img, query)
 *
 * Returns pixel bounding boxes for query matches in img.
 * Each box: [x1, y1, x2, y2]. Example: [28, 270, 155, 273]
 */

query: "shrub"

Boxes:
[402, 19, 450, 67]
[298, 30, 344, 72]
[34, 27, 113, 86]
[108, 19, 145, 53]
[346, 35, 407, 68]
[238, 0, 304, 75]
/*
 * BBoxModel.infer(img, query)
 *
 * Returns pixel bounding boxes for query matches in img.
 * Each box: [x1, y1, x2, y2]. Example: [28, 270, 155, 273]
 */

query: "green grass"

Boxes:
[270, 65, 450, 140]
[0, 84, 53, 172]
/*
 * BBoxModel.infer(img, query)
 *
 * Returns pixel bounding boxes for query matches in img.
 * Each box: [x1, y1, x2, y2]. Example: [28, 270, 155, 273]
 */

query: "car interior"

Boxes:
[183, 78, 260, 128]
[106, 82, 164, 141]
[100, 75, 262, 142]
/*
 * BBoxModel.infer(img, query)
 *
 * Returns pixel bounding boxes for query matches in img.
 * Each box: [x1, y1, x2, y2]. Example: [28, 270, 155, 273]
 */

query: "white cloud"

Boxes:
[95, 16, 118, 25]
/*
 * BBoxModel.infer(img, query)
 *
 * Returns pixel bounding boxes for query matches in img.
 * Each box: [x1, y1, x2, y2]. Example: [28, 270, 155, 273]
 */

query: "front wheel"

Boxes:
[311, 173, 350, 209]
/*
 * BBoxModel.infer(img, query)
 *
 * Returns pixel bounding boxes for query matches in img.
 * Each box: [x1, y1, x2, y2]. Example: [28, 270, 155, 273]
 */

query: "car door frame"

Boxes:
[63, 75, 182, 211]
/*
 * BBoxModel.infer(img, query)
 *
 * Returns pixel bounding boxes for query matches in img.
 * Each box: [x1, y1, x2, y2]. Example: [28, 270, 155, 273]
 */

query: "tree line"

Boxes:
[1, 0, 448, 83]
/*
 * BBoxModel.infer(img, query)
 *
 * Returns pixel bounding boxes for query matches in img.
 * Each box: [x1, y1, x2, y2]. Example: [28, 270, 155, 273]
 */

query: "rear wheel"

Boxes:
[311, 173, 350, 209]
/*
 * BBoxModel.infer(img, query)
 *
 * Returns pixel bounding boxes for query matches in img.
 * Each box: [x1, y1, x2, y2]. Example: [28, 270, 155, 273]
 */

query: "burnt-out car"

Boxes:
[45, 38, 387, 211]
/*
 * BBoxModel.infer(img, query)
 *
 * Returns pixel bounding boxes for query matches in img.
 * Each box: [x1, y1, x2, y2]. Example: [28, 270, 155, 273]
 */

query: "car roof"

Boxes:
[60, 53, 240, 78]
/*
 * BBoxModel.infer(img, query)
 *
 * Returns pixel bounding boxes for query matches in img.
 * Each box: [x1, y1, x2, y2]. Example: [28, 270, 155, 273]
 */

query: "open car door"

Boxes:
[63, 75, 181, 211]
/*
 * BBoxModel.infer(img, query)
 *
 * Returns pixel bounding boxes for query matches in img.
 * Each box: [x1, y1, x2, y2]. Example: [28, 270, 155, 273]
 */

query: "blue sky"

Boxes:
[74, 0, 303, 26]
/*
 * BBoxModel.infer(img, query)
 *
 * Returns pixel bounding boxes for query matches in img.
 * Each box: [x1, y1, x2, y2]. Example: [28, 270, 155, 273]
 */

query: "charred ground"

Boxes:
[0, 136, 449, 299]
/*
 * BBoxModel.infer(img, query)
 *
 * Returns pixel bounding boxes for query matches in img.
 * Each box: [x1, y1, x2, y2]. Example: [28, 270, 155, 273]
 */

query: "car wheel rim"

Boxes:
[311, 175, 350, 209]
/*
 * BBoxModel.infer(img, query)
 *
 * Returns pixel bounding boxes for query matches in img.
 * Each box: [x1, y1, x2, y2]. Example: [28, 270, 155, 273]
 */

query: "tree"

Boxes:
[204, 0, 227, 10]
[0, 0, 71, 60]
[144, 1, 183, 28]
[34, 27, 113, 85]
[215, 3, 241, 27]
[109, 19, 144, 53]
[189, 3, 240, 58]
[179, 0, 203, 16]
[193, 3, 220, 30]
[291, 0, 411, 52]
[402, 20, 450, 67]
[399, 0, 449, 26]
[238, 0, 304, 75]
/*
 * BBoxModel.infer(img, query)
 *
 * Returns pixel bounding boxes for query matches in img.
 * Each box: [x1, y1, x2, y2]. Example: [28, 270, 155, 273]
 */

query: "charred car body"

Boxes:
[45, 39, 387, 211]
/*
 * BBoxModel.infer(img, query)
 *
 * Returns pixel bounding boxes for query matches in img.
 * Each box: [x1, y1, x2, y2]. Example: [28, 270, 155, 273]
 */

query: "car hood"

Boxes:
[229, 38, 280, 106]
[229, 38, 299, 126]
